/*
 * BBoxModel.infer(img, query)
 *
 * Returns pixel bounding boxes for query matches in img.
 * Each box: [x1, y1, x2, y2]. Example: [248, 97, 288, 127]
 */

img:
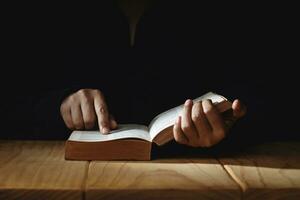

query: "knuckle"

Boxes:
[194, 101, 201, 106]
[78, 89, 89, 98]
[93, 89, 103, 97]
[191, 113, 201, 122]
[193, 102, 202, 109]
[181, 124, 192, 132]
[68, 95, 78, 104]
[77, 89, 85, 95]
[60, 103, 67, 113]
[204, 106, 213, 114]
[96, 104, 107, 115]
[203, 100, 214, 114]
[81, 95, 90, 105]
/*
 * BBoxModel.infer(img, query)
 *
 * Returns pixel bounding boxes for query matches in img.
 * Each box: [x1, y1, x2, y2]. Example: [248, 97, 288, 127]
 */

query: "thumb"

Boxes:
[232, 99, 247, 119]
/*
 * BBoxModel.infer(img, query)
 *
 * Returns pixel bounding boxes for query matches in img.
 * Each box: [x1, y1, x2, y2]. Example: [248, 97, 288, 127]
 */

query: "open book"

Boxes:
[65, 92, 232, 161]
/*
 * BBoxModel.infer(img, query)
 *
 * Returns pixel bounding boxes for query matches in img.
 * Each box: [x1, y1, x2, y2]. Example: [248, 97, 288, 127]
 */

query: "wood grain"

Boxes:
[2, 140, 299, 200]
[86, 158, 241, 200]
[0, 140, 88, 200]
[218, 142, 300, 200]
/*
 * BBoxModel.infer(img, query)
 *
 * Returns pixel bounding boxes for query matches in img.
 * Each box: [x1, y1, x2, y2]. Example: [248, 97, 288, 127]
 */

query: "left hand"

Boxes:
[173, 99, 246, 147]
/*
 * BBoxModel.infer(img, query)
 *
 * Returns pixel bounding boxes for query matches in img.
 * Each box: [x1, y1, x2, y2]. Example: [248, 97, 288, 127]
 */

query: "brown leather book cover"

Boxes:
[65, 139, 152, 160]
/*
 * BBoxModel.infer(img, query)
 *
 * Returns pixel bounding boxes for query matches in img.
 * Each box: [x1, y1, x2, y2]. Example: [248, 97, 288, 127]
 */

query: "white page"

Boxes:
[148, 92, 226, 140]
[68, 124, 151, 142]
[148, 106, 181, 140]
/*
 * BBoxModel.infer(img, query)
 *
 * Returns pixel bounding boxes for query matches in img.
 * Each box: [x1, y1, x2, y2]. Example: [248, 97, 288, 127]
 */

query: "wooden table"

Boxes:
[0, 140, 299, 200]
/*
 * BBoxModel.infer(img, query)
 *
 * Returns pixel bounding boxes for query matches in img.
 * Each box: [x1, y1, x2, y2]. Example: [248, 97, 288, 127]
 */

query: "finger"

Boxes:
[202, 99, 226, 141]
[173, 116, 188, 144]
[61, 107, 74, 129]
[110, 115, 118, 129]
[181, 99, 199, 145]
[191, 101, 211, 136]
[71, 105, 85, 130]
[81, 100, 96, 129]
[232, 99, 247, 119]
[192, 101, 215, 148]
[93, 91, 110, 134]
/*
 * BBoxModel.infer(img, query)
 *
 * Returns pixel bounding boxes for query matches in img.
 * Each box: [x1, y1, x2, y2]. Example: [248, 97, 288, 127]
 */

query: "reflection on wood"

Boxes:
[86, 158, 241, 200]
[218, 142, 300, 200]
[0, 141, 88, 200]
[1, 140, 299, 199]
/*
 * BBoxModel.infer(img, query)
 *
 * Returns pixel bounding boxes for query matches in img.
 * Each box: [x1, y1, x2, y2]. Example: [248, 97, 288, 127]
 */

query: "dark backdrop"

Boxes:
[1, 2, 298, 151]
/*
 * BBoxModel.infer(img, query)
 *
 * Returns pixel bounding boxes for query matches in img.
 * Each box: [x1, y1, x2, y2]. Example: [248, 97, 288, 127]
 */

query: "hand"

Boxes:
[60, 89, 117, 134]
[173, 99, 246, 147]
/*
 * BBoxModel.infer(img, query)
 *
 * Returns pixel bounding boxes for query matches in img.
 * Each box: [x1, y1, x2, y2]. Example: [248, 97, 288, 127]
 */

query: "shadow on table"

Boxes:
[149, 140, 300, 169]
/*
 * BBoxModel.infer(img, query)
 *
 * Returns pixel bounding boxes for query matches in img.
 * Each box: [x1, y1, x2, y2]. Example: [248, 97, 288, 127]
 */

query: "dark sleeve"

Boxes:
[0, 87, 78, 140]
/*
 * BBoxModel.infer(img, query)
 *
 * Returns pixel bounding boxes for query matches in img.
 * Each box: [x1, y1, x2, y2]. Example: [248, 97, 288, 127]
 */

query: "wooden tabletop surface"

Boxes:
[0, 140, 299, 200]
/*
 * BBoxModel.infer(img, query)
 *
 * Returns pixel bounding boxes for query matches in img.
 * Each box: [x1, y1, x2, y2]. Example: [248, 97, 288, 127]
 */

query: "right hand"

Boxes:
[60, 89, 117, 134]
[173, 99, 246, 148]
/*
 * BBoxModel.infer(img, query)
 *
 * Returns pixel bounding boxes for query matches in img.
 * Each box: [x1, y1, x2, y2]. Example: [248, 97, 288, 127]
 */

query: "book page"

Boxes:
[148, 106, 181, 141]
[149, 92, 228, 142]
[68, 124, 151, 142]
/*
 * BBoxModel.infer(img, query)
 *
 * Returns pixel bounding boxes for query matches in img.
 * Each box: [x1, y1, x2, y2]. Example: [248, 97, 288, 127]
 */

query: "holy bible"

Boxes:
[65, 92, 232, 161]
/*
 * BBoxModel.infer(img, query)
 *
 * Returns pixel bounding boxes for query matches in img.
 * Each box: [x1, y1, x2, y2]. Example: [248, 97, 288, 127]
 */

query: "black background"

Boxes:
[1, 2, 298, 151]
